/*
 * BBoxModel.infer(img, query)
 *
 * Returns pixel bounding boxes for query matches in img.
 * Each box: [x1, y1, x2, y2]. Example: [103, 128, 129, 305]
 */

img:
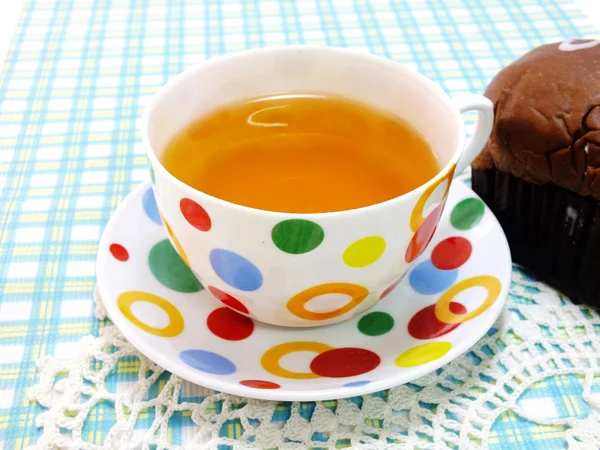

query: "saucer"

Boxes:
[97, 181, 511, 401]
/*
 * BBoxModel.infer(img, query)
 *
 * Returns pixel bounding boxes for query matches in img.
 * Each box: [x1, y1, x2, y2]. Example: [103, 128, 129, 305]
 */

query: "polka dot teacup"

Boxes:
[141, 46, 493, 327]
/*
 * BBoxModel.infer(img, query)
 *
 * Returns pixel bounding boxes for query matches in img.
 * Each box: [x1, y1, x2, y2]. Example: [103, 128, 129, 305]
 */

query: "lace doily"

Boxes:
[27, 268, 600, 449]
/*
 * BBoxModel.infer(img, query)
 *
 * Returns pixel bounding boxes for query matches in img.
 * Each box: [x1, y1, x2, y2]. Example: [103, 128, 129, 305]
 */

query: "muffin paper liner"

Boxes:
[472, 168, 600, 307]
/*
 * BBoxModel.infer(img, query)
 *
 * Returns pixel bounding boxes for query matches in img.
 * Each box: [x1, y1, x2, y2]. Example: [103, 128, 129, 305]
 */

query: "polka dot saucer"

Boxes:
[97, 181, 511, 401]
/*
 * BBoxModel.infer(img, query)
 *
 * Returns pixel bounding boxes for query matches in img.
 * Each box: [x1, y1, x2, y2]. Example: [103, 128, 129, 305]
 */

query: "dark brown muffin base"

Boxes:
[472, 168, 600, 307]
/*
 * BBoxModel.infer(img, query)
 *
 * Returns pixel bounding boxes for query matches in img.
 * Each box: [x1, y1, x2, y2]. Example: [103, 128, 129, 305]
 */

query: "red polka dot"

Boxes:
[240, 380, 281, 389]
[180, 198, 211, 231]
[405, 204, 443, 263]
[408, 302, 467, 339]
[431, 237, 472, 270]
[208, 286, 249, 314]
[207, 307, 254, 341]
[310, 348, 380, 378]
[109, 243, 129, 261]
[380, 278, 402, 300]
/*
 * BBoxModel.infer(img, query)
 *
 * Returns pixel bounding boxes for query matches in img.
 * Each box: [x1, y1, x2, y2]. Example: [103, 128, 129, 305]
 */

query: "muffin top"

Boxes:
[472, 40, 600, 198]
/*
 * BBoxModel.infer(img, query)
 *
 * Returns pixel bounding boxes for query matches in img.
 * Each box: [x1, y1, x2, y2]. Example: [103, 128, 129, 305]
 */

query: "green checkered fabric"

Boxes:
[0, 0, 598, 448]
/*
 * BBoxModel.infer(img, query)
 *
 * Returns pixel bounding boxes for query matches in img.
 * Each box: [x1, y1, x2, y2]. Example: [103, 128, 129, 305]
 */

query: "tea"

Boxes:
[160, 94, 440, 213]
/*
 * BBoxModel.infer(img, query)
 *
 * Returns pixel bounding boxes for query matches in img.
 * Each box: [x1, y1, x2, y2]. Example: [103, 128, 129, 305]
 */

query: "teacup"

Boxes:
[142, 46, 493, 327]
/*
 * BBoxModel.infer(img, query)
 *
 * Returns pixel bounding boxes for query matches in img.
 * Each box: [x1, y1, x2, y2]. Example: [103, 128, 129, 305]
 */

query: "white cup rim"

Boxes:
[141, 45, 465, 218]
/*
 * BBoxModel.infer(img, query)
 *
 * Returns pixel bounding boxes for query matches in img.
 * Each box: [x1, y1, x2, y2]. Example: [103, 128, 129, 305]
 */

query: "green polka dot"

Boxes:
[148, 239, 203, 293]
[450, 198, 485, 230]
[358, 311, 394, 336]
[271, 219, 325, 254]
[149, 163, 156, 185]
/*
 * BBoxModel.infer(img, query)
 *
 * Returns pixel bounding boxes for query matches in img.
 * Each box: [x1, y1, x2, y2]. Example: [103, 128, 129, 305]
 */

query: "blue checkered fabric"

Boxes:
[0, 0, 598, 448]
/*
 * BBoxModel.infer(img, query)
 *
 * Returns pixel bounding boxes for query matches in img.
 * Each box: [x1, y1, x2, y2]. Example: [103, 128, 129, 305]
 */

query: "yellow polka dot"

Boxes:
[410, 164, 455, 232]
[395, 342, 452, 368]
[117, 291, 184, 337]
[287, 283, 369, 321]
[160, 213, 190, 267]
[261, 341, 334, 379]
[435, 275, 501, 324]
[343, 236, 386, 268]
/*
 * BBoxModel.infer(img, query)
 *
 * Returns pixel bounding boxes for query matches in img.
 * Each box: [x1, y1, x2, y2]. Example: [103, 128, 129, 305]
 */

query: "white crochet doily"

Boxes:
[28, 268, 600, 450]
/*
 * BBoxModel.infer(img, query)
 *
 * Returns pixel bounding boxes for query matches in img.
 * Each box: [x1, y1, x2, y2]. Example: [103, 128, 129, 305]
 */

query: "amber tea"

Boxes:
[161, 94, 440, 213]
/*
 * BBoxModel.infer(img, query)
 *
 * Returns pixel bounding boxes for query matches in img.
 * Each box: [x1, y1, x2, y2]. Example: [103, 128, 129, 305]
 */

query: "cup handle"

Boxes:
[453, 94, 494, 176]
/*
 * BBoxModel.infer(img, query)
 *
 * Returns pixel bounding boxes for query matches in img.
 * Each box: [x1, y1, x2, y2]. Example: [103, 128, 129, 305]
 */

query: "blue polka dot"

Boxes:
[142, 188, 161, 225]
[409, 259, 458, 295]
[344, 380, 371, 387]
[209, 249, 263, 291]
[180, 349, 236, 375]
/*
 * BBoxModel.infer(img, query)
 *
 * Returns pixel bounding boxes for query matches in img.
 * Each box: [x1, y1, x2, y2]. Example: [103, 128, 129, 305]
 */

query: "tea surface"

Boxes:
[161, 94, 440, 213]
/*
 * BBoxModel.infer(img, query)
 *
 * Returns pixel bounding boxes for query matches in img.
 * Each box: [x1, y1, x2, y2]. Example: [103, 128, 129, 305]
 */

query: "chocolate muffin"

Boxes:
[471, 39, 600, 305]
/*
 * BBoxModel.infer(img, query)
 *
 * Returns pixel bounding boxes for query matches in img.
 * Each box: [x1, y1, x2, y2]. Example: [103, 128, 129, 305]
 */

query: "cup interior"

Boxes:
[143, 46, 463, 179]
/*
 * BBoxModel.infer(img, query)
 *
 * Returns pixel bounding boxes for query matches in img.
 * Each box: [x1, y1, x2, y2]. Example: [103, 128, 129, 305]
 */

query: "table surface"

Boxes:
[0, 0, 599, 449]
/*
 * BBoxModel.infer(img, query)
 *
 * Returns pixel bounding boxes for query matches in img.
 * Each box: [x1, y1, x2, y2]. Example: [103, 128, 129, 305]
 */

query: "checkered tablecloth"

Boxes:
[0, 0, 599, 448]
